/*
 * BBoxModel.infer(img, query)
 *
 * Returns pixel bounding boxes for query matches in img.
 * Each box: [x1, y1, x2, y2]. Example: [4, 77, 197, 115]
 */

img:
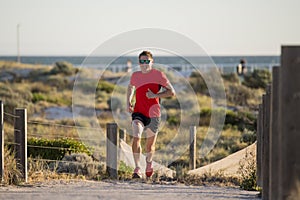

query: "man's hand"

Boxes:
[127, 103, 134, 113]
[146, 89, 157, 99]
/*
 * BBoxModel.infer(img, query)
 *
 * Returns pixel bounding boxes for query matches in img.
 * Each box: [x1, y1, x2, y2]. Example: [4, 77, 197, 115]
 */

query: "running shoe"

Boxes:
[145, 160, 154, 177]
[132, 167, 142, 179]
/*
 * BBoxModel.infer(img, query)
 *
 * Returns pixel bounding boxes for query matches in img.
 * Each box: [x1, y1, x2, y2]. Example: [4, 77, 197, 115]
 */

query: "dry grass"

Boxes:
[2, 147, 23, 185]
[0, 60, 50, 70]
[27, 153, 106, 183]
[184, 170, 240, 187]
[238, 148, 257, 191]
[28, 157, 72, 183]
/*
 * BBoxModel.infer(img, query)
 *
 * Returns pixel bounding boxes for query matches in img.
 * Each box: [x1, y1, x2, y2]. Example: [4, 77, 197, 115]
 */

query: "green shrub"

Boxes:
[241, 129, 256, 145]
[222, 73, 240, 83]
[44, 75, 71, 90]
[225, 110, 256, 131]
[118, 161, 134, 179]
[161, 98, 180, 109]
[243, 69, 271, 89]
[28, 138, 93, 160]
[167, 114, 181, 126]
[218, 135, 241, 153]
[32, 93, 46, 103]
[189, 72, 208, 95]
[198, 108, 256, 132]
[199, 108, 212, 126]
[97, 81, 115, 93]
[226, 84, 254, 106]
[50, 61, 78, 75]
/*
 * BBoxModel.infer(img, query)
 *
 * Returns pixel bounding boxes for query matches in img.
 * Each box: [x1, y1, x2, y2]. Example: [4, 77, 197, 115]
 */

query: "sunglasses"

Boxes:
[139, 59, 151, 64]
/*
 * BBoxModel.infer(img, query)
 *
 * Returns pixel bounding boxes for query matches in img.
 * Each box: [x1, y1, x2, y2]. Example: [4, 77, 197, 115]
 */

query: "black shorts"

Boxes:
[131, 112, 161, 133]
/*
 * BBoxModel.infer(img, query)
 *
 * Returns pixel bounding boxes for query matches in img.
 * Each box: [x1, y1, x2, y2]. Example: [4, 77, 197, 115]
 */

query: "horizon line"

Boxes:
[0, 54, 280, 57]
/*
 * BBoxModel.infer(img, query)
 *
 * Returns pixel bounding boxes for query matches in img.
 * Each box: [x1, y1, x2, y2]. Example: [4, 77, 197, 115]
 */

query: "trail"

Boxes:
[0, 180, 260, 200]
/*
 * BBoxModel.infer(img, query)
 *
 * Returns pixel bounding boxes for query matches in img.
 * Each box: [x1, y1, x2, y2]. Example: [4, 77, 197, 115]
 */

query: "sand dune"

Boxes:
[188, 142, 256, 177]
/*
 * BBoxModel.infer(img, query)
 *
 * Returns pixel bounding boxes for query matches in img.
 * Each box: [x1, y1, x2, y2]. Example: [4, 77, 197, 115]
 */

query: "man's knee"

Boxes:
[132, 119, 144, 137]
[146, 143, 155, 152]
[133, 136, 141, 142]
[132, 119, 143, 129]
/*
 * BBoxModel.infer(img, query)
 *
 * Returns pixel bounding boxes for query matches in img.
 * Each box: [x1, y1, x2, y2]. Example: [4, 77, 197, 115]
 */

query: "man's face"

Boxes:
[139, 55, 153, 73]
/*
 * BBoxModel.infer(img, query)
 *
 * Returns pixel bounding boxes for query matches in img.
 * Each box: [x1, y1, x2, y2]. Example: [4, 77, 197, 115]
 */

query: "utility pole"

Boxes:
[17, 23, 21, 63]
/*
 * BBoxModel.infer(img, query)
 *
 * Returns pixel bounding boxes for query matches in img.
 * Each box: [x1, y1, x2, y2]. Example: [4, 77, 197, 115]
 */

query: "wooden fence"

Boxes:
[257, 46, 300, 200]
[0, 102, 198, 182]
[0, 103, 27, 182]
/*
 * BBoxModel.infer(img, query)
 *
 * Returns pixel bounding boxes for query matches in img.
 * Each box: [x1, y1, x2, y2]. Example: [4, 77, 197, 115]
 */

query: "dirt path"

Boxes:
[0, 180, 260, 200]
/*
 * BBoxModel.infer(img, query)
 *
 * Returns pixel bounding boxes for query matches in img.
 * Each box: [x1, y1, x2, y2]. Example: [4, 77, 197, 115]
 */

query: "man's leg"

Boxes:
[132, 119, 144, 177]
[145, 128, 158, 177]
[145, 128, 158, 163]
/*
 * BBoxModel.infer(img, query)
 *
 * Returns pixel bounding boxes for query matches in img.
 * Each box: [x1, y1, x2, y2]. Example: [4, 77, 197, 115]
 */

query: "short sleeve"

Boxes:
[159, 71, 169, 87]
[130, 72, 136, 86]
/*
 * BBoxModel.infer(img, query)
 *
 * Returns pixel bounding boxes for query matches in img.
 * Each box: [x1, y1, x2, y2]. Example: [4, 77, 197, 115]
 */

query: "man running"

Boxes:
[127, 50, 176, 178]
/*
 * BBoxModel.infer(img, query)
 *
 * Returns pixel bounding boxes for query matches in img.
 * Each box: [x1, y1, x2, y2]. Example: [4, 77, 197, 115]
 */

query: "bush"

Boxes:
[222, 73, 240, 83]
[28, 138, 93, 160]
[238, 150, 257, 191]
[243, 69, 271, 89]
[118, 161, 134, 179]
[241, 129, 256, 145]
[44, 75, 71, 90]
[189, 72, 208, 95]
[198, 108, 257, 132]
[97, 81, 115, 93]
[167, 114, 181, 126]
[56, 153, 104, 178]
[225, 110, 256, 131]
[199, 108, 212, 126]
[226, 84, 254, 106]
[32, 93, 46, 103]
[30, 82, 52, 93]
[50, 61, 78, 76]
[161, 98, 180, 109]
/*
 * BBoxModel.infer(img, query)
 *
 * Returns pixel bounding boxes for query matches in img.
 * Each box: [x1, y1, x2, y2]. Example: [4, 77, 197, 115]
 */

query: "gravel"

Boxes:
[0, 180, 260, 200]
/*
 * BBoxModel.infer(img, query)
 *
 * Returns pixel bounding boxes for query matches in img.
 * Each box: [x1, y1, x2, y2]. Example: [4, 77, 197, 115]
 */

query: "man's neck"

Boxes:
[141, 67, 152, 74]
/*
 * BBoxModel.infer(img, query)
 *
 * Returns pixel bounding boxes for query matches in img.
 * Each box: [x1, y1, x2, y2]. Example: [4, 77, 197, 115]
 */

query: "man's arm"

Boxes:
[127, 84, 135, 112]
[146, 82, 176, 99]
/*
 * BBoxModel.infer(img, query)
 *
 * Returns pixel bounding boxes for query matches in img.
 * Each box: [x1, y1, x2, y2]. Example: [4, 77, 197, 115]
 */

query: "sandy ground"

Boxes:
[0, 180, 260, 200]
[188, 143, 256, 177]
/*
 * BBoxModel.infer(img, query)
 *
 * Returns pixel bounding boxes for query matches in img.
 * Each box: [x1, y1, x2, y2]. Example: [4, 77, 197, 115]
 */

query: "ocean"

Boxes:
[0, 55, 280, 65]
[0, 55, 280, 74]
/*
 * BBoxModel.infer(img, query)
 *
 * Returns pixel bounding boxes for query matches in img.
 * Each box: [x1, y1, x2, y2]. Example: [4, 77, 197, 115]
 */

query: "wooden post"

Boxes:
[189, 126, 196, 170]
[14, 108, 27, 182]
[262, 87, 271, 200]
[279, 46, 300, 199]
[119, 129, 126, 142]
[261, 95, 266, 194]
[0, 101, 4, 182]
[269, 66, 280, 199]
[106, 123, 118, 179]
[257, 104, 263, 187]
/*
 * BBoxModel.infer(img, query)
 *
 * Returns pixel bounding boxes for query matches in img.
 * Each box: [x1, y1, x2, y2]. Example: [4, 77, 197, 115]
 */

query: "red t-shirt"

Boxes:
[130, 69, 169, 118]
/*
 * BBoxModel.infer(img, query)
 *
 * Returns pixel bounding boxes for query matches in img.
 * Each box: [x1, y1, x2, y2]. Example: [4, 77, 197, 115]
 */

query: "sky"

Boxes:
[0, 0, 299, 56]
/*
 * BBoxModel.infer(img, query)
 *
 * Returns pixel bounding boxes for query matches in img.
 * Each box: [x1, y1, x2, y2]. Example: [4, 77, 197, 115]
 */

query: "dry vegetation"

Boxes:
[0, 60, 270, 189]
